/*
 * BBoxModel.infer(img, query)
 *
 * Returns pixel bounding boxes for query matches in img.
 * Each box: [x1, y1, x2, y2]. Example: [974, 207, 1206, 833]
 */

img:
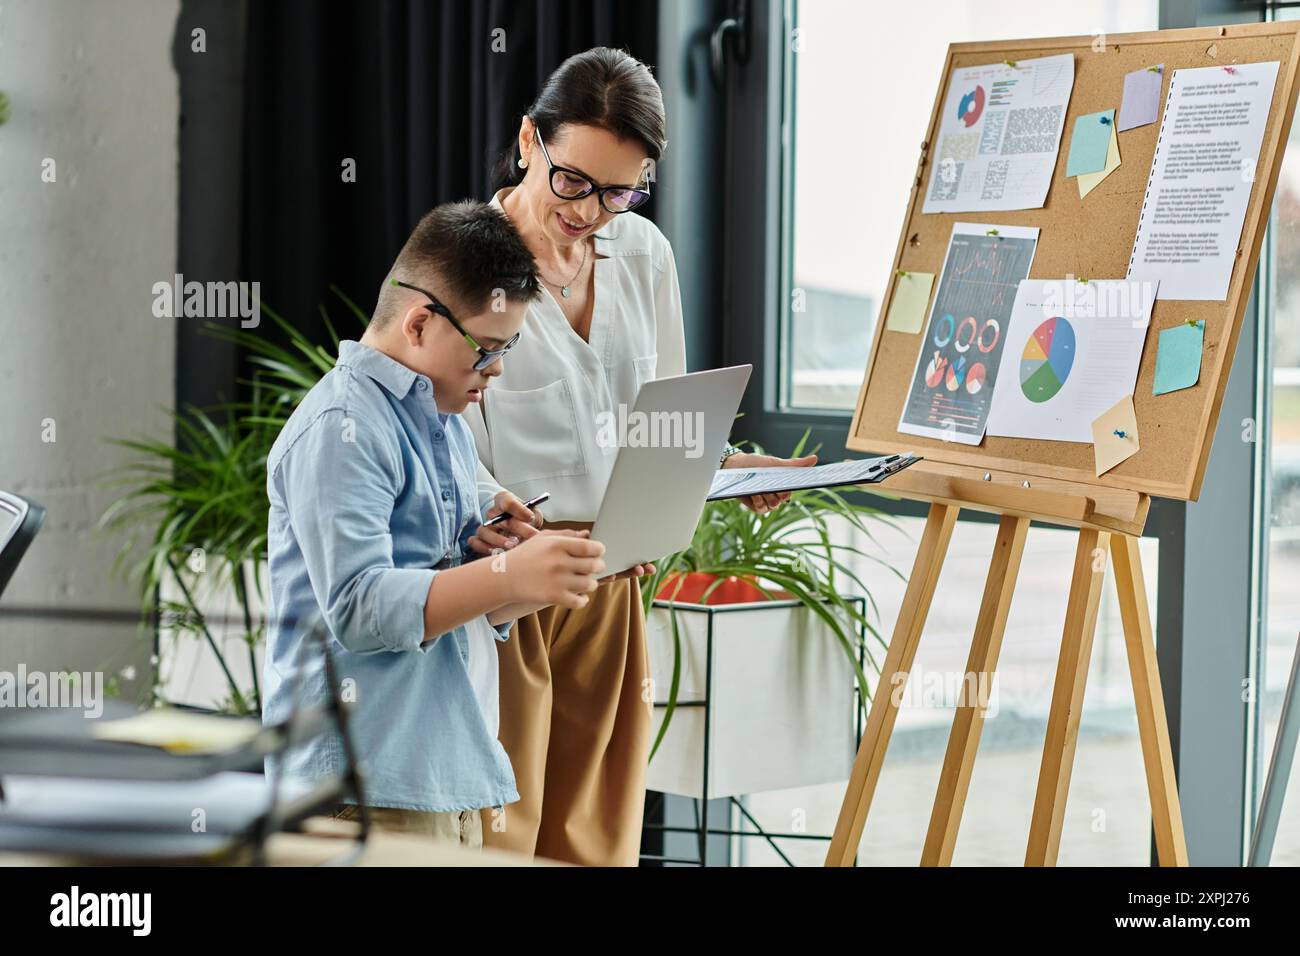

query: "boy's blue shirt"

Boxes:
[261, 339, 518, 813]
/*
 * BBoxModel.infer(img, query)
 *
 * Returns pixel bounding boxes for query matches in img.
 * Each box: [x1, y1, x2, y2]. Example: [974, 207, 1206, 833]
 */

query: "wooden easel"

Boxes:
[829, 21, 1300, 867]
[824, 460, 1185, 866]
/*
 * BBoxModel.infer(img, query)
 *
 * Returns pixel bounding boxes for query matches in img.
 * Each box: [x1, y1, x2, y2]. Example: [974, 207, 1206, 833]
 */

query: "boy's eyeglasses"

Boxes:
[389, 279, 520, 370]
[534, 129, 651, 214]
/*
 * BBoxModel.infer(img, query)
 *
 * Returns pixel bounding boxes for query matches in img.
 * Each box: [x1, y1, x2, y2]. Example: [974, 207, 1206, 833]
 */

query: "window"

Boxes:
[781, 0, 1161, 410]
[716, 0, 1293, 865]
[727, 0, 1172, 866]
[1261, 0, 1300, 869]
[736, 515, 1160, 865]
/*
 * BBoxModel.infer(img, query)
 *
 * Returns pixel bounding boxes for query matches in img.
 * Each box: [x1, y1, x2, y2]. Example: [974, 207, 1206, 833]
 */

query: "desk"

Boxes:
[0, 816, 564, 867]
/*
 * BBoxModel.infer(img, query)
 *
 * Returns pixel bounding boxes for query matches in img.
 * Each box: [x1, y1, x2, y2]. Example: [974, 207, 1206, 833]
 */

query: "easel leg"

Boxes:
[1111, 534, 1189, 866]
[922, 514, 1030, 865]
[1025, 528, 1110, 866]
[825, 502, 960, 867]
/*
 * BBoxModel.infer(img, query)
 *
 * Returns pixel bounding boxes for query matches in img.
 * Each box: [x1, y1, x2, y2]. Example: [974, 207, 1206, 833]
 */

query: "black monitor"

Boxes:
[0, 492, 45, 600]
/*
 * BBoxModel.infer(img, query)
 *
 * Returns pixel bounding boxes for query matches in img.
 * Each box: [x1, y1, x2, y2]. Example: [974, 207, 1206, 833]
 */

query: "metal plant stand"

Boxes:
[639, 596, 866, 866]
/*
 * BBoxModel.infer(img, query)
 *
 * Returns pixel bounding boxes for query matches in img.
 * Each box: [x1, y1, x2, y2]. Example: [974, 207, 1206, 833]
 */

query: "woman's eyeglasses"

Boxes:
[534, 129, 651, 214]
[389, 279, 520, 370]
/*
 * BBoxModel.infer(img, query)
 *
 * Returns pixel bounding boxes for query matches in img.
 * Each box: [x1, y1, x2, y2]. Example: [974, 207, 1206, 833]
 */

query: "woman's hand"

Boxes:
[597, 562, 656, 585]
[467, 491, 544, 557]
[724, 452, 818, 515]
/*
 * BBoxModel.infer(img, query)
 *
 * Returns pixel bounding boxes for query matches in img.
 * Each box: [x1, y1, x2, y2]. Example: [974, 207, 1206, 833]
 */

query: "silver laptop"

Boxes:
[591, 365, 752, 575]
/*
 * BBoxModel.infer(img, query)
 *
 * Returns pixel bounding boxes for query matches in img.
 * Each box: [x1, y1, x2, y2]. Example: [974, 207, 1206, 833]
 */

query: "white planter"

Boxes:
[644, 597, 862, 801]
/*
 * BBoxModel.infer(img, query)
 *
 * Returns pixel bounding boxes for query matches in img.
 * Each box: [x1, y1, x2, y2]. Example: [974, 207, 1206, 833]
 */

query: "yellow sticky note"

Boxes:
[1078, 127, 1121, 198]
[1091, 395, 1139, 476]
[884, 271, 935, 334]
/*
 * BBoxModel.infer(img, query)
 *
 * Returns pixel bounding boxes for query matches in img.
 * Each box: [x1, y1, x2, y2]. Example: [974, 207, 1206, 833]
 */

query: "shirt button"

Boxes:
[417, 380, 429, 391]
[441, 489, 452, 501]
[433, 430, 444, 441]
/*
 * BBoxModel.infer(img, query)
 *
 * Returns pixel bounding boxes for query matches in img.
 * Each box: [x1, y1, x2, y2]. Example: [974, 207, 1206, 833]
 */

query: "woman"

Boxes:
[465, 47, 813, 866]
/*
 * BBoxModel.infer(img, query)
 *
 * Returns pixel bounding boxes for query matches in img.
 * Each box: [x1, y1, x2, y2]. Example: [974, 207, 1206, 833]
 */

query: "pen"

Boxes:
[482, 492, 550, 527]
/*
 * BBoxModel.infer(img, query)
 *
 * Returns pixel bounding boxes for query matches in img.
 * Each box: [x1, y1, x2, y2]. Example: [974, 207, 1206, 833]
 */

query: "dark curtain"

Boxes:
[177, 0, 659, 408]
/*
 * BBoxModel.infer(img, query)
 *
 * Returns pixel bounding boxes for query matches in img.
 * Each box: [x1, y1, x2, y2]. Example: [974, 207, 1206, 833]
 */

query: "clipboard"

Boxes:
[706, 453, 922, 501]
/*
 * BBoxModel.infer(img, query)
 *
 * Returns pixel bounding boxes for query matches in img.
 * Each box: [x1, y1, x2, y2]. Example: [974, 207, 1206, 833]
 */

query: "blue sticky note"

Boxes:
[1118, 66, 1163, 131]
[1066, 110, 1116, 177]
[1153, 322, 1204, 396]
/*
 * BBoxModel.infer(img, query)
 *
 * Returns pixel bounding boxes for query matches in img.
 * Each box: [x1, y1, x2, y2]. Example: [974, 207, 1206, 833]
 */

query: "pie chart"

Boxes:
[958, 85, 985, 127]
[1019, 317, 1075, 403]
[944, 356, 968, 391]
[925, 352, 949, 388]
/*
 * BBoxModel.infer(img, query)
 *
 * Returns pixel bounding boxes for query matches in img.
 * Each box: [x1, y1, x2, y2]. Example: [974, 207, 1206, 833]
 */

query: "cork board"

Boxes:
[846, 22, 1300, 501]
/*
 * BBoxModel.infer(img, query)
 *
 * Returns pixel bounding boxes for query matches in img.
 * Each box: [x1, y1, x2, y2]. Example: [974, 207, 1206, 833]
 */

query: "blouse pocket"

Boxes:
[485, 378, 588, 486]
[632, 352, 659, 394]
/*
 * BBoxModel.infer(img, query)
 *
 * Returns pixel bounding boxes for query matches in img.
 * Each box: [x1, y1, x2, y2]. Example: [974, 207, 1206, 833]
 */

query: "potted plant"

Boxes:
[99, 290, 366, 713]
[640, 442, 899, 800]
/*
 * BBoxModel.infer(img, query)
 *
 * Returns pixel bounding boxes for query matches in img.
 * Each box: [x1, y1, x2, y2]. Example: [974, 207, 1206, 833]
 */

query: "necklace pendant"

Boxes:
[560, 286, 571, 299]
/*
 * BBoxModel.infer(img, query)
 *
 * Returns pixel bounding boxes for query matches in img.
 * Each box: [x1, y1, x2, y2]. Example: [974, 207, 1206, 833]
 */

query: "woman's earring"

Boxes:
[517, 157, 528, 169]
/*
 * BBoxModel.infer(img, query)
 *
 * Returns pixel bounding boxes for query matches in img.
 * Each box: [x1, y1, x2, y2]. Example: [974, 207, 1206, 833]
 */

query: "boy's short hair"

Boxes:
[373, 200, 540, 328]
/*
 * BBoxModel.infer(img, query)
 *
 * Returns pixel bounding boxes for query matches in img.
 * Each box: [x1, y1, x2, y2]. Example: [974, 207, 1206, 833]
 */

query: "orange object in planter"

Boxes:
[654, 571, 791, 605]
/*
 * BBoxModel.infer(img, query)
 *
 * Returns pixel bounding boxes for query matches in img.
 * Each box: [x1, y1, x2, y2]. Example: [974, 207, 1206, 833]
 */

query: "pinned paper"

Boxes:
[1153, 321, 1204, 395]
[1078, 126, 1121, 198]
[1127, 62, 1279, 300]
[91, 709, 262, 754]
[1091, 395, 1139, 476]
[884, 271, 935, 334]
[922, 54, 1075, 214]
[1066, 110, 1116, 176]
[1118, 66, 1164, 131]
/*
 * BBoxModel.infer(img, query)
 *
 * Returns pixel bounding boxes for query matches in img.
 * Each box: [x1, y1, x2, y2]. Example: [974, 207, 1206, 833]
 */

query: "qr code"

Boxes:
[930, 161, 963, 201]
[981, 160, 1008, 200]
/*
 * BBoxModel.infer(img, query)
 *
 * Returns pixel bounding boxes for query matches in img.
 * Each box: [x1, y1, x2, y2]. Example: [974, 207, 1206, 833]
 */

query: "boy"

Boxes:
[261, 200, 606, 850]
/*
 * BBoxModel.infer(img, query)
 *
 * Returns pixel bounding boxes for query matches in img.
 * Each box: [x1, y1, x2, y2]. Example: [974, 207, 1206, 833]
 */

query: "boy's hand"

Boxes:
[469, 491, 544, 556]
[502, 533, 606, 609]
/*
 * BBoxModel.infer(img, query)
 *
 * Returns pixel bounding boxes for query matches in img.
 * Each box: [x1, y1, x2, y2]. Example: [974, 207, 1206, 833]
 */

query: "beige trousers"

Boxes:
[332, 803, 482, 849]
[481, 566, 651, 867]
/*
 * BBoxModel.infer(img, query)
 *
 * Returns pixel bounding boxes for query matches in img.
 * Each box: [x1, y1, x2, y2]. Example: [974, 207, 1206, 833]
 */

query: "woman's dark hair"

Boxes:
[493, 47, 667, 190]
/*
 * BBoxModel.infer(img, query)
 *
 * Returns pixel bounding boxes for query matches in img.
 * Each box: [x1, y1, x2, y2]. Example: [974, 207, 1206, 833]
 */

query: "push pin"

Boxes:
[1100, 115, 1112, 125]
[1223, 65, 1238, 75]
[1003, 59, 1017, 68]
[986, 228, 1000, 237]
[896, 268, 908, 277]
[1185, 318, 1204, 328]
[1113, 429, 1128, 439]
[1147, 65, 1163, 73]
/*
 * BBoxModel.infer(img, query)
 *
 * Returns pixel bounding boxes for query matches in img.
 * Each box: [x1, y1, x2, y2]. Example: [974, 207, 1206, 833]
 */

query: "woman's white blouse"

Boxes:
[465, 187, 687, 522]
